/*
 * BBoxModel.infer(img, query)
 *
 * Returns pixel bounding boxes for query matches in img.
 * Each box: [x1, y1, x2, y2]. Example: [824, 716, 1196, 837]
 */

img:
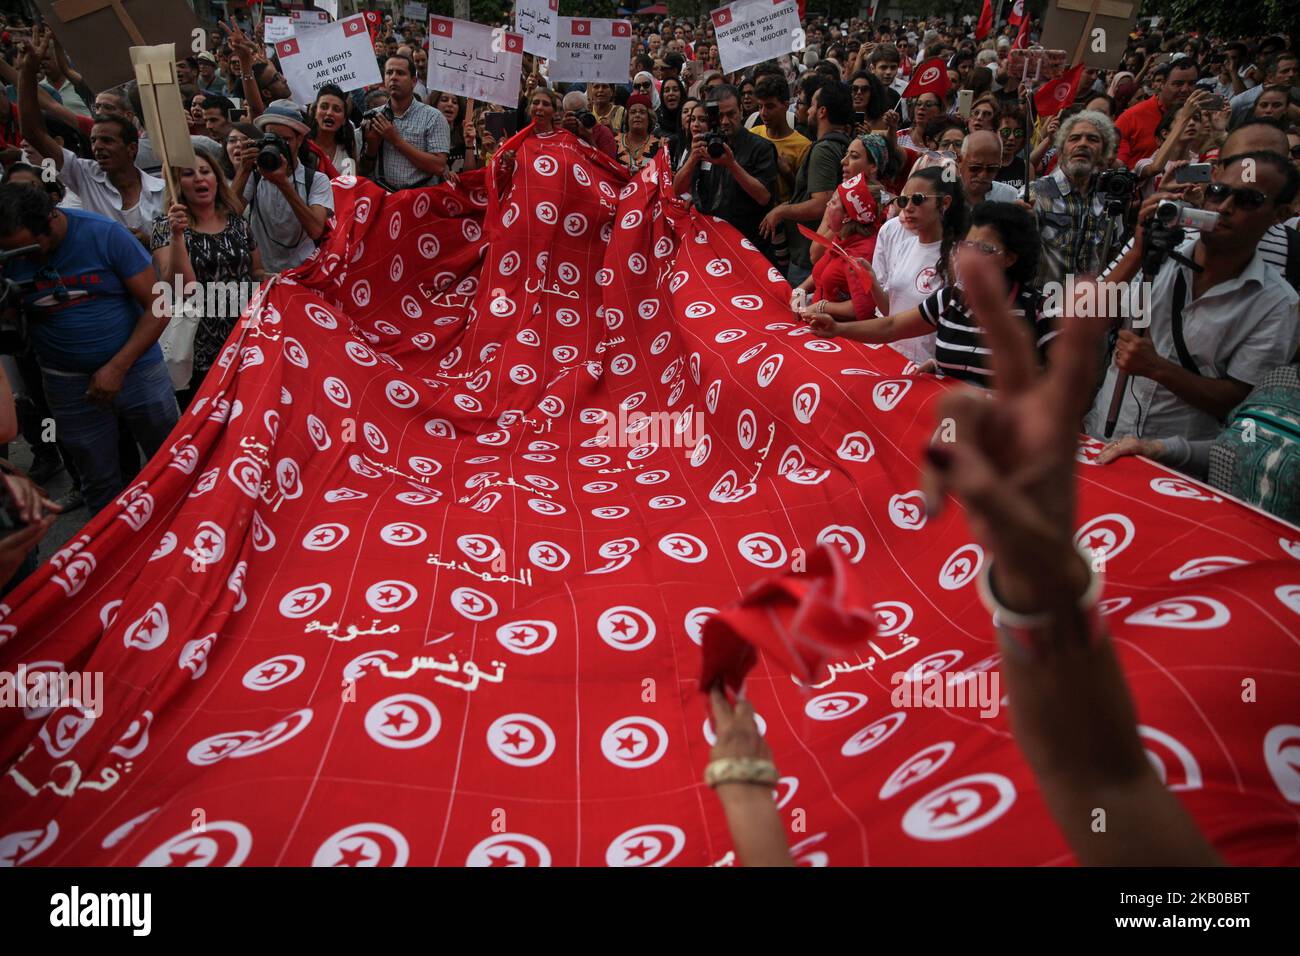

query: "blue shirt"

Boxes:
[4, 209, 159, 374]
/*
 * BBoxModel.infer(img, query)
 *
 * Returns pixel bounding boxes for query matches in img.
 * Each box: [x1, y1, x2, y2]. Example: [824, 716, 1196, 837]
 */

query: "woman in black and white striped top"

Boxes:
[806, 202, 1054, 385]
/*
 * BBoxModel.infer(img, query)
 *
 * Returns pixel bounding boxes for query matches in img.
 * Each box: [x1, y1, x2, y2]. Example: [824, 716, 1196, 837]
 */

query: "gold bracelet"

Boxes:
[704, 757, 779, 789]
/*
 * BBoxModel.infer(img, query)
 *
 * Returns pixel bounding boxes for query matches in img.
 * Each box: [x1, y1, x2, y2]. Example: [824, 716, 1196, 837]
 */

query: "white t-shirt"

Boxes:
[871, 216, 943, 365]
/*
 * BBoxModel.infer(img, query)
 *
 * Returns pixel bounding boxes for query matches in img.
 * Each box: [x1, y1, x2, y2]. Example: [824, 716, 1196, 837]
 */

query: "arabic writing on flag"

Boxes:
[0, 131, 1297, 867]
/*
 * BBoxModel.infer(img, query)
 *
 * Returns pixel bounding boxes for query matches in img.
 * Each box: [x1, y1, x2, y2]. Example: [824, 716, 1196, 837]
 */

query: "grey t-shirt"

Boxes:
[242, 162, 334, 273]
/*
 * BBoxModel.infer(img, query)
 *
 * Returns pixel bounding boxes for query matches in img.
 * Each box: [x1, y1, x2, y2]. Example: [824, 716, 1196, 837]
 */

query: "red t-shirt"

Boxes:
[811, 232, 877, 317]
[1115, 95, 1166, 168]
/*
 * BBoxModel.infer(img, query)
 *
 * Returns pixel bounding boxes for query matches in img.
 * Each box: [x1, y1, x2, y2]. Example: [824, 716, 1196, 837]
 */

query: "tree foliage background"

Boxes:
[1147, 0, 1300, 37]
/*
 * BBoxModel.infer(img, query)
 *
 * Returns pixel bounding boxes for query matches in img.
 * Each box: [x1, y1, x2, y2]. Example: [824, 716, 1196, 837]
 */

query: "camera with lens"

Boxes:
[575, 110, 597, 130]
[704, 102, 726, 160]
[254, 133, 295, 173]
[362, 104, 395, 124]
[1140, 200, 1217, 276]
[1096, 167, 1137, 214]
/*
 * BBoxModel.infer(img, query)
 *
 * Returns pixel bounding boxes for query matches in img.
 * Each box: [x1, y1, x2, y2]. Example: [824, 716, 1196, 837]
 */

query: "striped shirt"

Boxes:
[918, 284, 1054, 385]
[376, 99, 451, 190]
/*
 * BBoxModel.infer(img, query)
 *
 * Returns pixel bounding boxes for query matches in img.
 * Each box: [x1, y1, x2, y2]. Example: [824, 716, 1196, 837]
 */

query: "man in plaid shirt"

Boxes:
[362, 54, 451, 190]
[1027, 111, 1126, 288]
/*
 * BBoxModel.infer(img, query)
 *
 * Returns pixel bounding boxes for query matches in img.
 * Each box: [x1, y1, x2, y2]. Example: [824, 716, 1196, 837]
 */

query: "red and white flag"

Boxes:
[1, 138, 1296, 869]
[1013, 12, 1032, 50]
[1034, 62, 1085, 116]
[902, 56, 952, 99]
[1008, 0, 1025, 25]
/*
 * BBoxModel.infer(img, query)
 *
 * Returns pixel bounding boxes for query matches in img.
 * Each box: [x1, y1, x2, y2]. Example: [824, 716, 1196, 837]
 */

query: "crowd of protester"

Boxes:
[0, 6, 1296, 867]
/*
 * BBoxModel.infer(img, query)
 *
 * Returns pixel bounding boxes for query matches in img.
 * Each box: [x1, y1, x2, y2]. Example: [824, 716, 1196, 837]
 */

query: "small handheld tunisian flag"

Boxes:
[1008, 0, 1025, 25]
[975, 0, 993, 41]
[901, 56, 951, 99]
[1034, 62, 1085, 116]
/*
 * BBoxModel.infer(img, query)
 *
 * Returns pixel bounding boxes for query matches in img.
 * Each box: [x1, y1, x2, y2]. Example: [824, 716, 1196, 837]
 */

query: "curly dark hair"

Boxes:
[967, 201, 1041, 289]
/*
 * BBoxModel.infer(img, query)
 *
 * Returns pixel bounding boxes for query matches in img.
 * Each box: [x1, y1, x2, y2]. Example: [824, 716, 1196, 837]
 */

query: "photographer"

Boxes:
[1084, 152, 1300, 444]
[0, 184, 177, 518]
[559, 91, 618, 159]
[1026, 110, 1125, 287]
[362, 55, 451, 191]
[672, 84, 777, 260]
[236, 101, 332, 275]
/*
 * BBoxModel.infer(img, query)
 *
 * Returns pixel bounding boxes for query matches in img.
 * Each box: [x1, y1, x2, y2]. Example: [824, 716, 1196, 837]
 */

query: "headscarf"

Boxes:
[633, 71, 660, 111]
[858, 133, 889, 174]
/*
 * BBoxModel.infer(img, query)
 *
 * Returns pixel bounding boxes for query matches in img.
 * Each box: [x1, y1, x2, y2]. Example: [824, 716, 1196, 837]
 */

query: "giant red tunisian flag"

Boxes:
[1, 129, 1299, 867]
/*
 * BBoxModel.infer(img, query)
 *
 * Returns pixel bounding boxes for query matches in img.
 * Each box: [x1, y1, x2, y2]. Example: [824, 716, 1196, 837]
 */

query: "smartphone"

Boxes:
[484, 112, 515, 140]
[1202, 93, 1225, 111]
[1173, 162, 1213, 184]
[852, 110, 866, 127]
[957, 89, 973, 118]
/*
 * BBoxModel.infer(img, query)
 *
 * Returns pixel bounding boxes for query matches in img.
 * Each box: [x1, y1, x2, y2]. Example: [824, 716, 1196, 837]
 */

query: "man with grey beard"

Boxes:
[1026, 110, 1125, 287]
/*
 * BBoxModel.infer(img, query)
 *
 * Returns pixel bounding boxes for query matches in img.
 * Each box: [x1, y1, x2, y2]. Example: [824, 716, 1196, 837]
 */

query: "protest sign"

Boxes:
[292, 9, 332, 32]
[129, 44, 196, 206]
[264, 15, 294, 44]
[36, 0, 202, 93]
[549, 18, 632, 85]
[275, 14, 382, 106]
[318, 0, 339, 19]
[710, 0, 803, 76]
[514, 0, 559, 61]
[1040, 0, 1140, 69]
[403, 1, 428, 21]
[427, 17, 524, 110]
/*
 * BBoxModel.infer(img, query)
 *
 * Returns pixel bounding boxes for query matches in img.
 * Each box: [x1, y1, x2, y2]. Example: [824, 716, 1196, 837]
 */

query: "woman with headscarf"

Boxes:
[807, 132, 891, 270]
[632, 70, 660, 111]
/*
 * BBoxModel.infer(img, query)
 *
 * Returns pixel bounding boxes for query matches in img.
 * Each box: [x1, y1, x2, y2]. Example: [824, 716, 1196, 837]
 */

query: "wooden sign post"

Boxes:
[1039, 0, 1139, 69]
[129, 45, 198, 208]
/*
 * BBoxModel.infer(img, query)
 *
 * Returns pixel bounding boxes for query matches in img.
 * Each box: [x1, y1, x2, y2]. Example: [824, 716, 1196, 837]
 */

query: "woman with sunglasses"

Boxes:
[995, 107, 1029, 190]
[631, 71, 660, 111]
[806, 202, 1049, 386]
[802, 166, 966, 367]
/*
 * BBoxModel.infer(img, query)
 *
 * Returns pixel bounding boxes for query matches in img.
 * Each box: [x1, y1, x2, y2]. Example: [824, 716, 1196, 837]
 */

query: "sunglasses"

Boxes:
[37, 267, 69, 302]
[894, 193, 937, 208]
[1203, 182, 1271, 210]
[851, 84, 871, 92]
[998, 127, 1026, 139]
[938, 138, 964, 150]
[633, 82, 652, 90]
[958, 239, 1004, 256]
[1290, 145, 1300, 158]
